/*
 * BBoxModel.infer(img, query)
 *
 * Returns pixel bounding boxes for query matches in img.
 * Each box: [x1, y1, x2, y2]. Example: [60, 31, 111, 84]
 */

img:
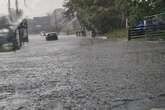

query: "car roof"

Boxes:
[47, 32, 57, 34]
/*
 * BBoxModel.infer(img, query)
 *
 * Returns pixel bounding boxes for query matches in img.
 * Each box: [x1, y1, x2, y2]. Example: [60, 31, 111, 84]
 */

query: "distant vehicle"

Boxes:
[45, 32, 58, 41]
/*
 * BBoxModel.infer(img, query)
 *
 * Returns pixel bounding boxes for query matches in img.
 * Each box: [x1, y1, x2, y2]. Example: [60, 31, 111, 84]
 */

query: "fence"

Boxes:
[128, 24, 165, 40]
[128, 12, 165, 40]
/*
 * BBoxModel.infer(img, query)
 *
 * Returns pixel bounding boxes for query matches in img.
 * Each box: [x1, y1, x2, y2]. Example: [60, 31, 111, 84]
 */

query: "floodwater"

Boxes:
[0, 35, 165, 110]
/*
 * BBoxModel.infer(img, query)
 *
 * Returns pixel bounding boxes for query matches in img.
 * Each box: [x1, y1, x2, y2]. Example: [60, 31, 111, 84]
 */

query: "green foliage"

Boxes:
[0, 44, 14, 52]
[64, 0, 165, 34]
[105, 29, 128, 39]
[128, 0, 165, 26]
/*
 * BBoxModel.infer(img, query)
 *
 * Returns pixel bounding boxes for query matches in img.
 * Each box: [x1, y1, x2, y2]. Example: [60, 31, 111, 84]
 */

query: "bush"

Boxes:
[0, 44, 14, 52]
[105, 29, 128, 39]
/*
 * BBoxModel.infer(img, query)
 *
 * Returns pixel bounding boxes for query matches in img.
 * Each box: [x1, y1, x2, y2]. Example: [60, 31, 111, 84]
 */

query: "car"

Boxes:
[135, 21, 145, 30]
[45, 32, 58, 41]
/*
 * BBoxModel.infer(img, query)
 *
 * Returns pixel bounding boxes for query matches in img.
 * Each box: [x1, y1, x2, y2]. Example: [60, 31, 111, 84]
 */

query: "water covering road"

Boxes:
[0, 35, 165, 110]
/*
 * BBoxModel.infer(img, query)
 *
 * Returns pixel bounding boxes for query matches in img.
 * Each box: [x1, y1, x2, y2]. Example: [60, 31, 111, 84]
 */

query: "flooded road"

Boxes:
[0, 35, 165, 110]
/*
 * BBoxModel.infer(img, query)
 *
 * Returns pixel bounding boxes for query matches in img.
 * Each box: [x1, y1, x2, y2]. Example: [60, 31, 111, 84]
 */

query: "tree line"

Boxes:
[64, 0, 165, 34]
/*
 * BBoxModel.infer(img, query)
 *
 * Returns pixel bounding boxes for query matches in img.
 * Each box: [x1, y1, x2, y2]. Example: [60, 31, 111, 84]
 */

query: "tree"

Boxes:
[64, 0, 165, 33]
[64, 0, 123, 33]
[128, 0, 165, 25]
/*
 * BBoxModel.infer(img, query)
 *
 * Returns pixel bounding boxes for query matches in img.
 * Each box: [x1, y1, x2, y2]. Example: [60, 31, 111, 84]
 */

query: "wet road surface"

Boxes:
[0, 35, 165, 110]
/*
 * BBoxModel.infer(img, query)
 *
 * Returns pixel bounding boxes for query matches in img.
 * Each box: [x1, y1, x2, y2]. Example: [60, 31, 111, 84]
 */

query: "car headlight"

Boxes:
[0, 29, 9, 33]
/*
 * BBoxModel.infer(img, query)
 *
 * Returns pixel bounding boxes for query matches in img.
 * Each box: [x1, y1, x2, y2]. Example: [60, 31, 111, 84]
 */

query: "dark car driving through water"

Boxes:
[45, 32, 58, 41]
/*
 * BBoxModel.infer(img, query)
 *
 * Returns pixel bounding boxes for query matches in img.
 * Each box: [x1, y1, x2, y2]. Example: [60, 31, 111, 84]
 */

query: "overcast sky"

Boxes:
[0, 0, 65, 17]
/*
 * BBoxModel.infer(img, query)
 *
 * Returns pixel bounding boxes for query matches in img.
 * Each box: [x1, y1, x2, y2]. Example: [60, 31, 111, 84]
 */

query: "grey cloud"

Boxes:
[0, 0, 64, 17]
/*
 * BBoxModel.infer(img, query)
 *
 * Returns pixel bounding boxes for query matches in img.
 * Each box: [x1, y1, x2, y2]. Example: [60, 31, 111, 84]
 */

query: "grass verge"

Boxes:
[0, 44, 14, 52]
[105, 29, 128, 40]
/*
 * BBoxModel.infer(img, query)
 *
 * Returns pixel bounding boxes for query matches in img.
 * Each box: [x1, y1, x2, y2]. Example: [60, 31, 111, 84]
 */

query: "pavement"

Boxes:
[0, 34, 165, 110]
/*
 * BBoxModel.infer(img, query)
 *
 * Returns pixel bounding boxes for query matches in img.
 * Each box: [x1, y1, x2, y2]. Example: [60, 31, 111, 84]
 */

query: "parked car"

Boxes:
[45, 32, 58, 41]
[135, 21, 145, 30]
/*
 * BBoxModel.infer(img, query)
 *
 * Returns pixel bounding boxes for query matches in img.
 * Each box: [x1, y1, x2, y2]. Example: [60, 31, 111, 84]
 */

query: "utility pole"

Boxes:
[24, 0, 27, 7]
[8, 0, 11, 15]
[8, 0, 13, 21]
[54, 10, 58, 32]
[15, 0, 19, 14]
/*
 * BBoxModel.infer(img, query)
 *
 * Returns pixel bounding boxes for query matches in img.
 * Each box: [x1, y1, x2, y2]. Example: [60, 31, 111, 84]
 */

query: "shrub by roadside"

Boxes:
[0, 44, 14, 52]
[105, 29, 128, 40]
